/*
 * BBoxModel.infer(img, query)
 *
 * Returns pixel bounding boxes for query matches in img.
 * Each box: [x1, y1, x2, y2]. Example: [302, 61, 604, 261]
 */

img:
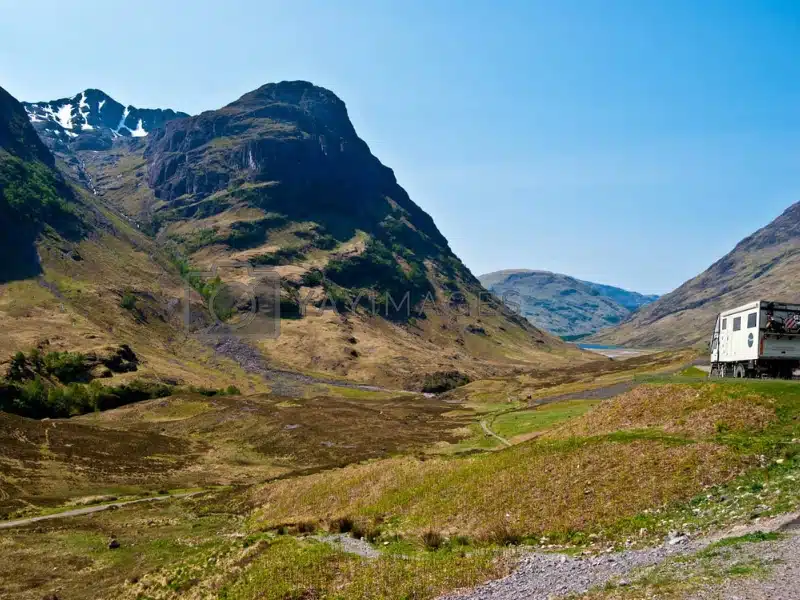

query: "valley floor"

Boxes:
[1, 351, 799, 600]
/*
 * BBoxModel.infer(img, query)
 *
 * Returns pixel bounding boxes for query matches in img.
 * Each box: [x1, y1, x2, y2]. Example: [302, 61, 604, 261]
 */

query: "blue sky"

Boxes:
[2, 0, 799, 294]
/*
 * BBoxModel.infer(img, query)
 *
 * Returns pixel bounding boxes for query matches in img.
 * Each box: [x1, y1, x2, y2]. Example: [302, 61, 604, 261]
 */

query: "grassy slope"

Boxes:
[0, 195, 267, 392]
[250, 378, 800, 546]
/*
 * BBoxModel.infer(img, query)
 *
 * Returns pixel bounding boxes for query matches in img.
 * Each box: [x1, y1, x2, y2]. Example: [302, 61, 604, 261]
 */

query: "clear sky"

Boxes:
[2, 0, 798, 294]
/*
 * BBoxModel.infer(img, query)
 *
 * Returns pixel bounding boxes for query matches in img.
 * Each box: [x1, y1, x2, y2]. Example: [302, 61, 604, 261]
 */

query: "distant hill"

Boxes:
[479, 269, 658, 338]
[590, 201, 800, 348]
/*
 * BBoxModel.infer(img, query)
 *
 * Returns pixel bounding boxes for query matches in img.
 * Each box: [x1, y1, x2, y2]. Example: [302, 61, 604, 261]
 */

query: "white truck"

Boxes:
[709, 300, 800, 379]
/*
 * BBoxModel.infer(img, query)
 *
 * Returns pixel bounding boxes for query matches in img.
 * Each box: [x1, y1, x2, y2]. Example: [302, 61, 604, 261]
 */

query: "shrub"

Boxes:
[481, 522, 523, 547]
[43, 351, 90, 383]
[120, 290, 137, 310]
[301, 269, 324, 287]
[421, 371, 471, 394]
[350, 521, 366, 540]
[296, 521, 317, 534]
[330, 517, 354, 534]
[422, 529, 445, 550]
[364, 525, 382, 543]
[6, 351, 29, 381]
[0, 372, 174, 419]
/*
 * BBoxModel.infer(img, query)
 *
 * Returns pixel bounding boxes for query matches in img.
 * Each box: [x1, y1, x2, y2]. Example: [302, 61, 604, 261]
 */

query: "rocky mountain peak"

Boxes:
[22, 89, 188, 151]
[143, 80, 449, 247]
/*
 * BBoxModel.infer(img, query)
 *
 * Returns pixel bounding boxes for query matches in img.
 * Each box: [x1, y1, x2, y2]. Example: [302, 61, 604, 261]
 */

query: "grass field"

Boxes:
[0, 389, 471, 517]
[491, 399, 601, 442]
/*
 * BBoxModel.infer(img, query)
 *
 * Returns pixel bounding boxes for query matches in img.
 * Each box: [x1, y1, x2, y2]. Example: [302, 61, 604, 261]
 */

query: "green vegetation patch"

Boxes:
[324, 238, 433, 316]
[0, 152, 76, 227]
[422, 370, 471, 394]
[492, 400, 600, 440]
[218, 536, 509, 600]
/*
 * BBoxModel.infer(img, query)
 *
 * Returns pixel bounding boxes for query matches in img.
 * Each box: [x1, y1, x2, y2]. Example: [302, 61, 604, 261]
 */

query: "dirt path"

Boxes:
[480, 419, 511, 447]
[0, 492, 200, 531]
[440, 512, 800, 600]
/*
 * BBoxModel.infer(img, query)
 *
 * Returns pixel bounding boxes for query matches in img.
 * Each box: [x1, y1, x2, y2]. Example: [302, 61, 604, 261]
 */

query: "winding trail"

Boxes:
[480, 419, 511, 447]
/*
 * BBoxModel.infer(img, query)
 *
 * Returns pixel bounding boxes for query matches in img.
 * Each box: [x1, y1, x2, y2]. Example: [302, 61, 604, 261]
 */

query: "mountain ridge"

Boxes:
[590, 201, 800, 347]
[22, 89, 188, 157]
[479, 269, 658, 338]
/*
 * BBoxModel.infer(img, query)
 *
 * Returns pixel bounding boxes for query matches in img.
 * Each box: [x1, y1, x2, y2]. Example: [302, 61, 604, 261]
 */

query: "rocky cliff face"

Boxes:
[590, 201, 800, 348]
[479, 269, 657, 338]
[22, 89, 188, 152]
[144, 81, 449, 252]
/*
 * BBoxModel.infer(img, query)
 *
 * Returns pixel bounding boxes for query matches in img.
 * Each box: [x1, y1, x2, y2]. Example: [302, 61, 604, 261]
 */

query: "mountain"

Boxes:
[590, 201, 800, 348]
[0, 85, 84, 281]
[22, 89, 188, 151]
[12, 81, 588, 387]
[0, 83, 275, 395]
[479, 269, 658, 338]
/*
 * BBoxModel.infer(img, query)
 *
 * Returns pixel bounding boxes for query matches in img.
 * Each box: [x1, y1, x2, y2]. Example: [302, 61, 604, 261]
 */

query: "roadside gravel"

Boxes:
[686, 515, 800, 600]
[440, 513, 800, 600]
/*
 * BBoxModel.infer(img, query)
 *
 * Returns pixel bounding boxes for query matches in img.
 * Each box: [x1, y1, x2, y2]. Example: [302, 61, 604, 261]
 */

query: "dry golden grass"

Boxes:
[250, 437, 742, 539]
[551, 384, 777, 439]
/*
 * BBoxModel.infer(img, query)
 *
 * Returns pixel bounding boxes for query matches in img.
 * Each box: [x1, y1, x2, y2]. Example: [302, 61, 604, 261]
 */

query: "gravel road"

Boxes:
[0, 492, 200, 530]
[439, 512, 800, 600]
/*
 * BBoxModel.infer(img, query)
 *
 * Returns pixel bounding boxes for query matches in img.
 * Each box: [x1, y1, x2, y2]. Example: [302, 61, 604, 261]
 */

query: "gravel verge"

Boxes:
[439, 512, 800, 600]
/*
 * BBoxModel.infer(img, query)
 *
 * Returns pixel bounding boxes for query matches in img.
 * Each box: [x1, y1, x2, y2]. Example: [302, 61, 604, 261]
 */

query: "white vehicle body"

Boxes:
[710, 300, 800, 378]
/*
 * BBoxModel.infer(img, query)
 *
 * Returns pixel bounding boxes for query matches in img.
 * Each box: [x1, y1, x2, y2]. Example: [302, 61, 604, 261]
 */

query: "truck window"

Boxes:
[747, 312, 757, 328]
[733, 317, 741, 331]
[722, 318, 727, 330]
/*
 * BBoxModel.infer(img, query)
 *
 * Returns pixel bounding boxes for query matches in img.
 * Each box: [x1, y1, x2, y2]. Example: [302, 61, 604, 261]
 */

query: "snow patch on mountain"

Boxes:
[22, 89, 189, 151]
[115, 106, 130, 135]
[130, 118, 147, 137]
[78, 92, 93, 130]
[55, 103, 73, 129]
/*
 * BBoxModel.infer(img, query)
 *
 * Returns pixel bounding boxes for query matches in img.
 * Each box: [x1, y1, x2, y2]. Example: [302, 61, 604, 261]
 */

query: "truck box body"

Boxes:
[710, 300, 800, 378]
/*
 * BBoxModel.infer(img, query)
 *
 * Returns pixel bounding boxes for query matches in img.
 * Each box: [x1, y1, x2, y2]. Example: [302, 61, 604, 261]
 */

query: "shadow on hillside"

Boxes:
[0, 225, 43, 283]
[0, 215, 85, 284]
